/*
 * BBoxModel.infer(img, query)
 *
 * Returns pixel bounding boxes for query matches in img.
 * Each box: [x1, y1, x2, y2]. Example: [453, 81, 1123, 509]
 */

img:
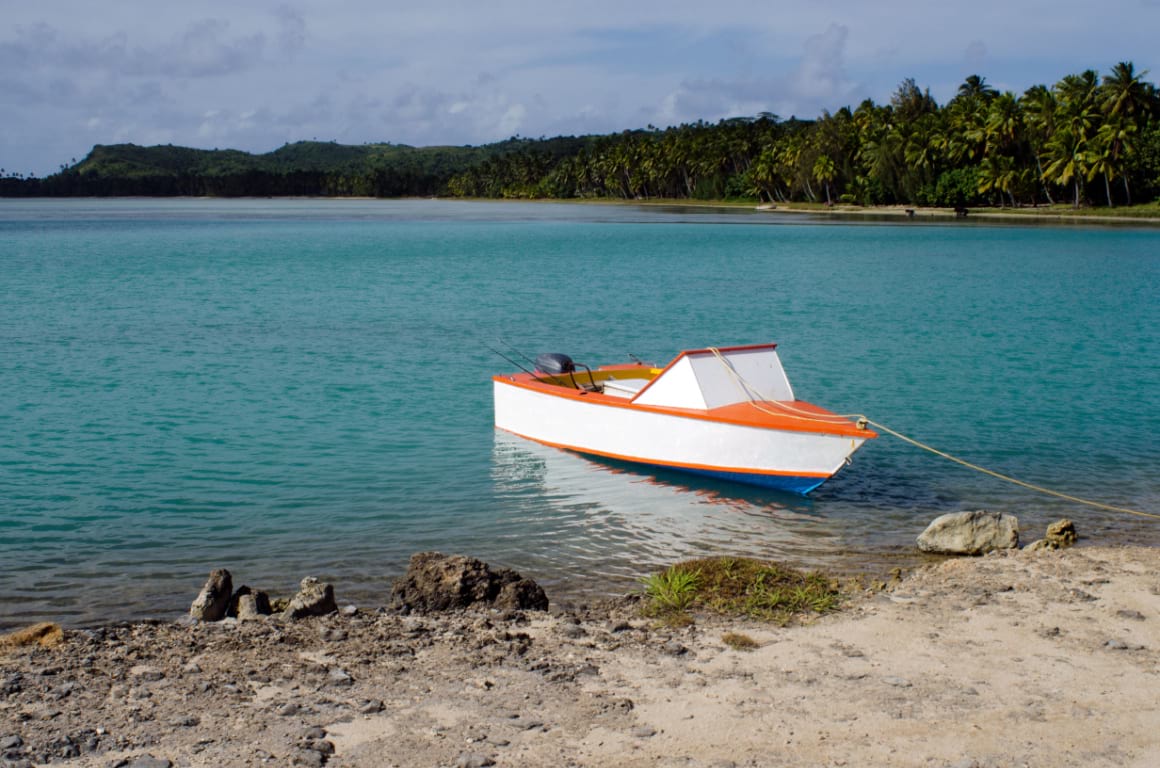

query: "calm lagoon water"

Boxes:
[1, 198, 1157, 627]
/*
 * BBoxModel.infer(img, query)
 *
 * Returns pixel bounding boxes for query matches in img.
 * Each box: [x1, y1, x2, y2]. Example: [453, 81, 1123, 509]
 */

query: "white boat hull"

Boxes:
[494, 379, 868, 494]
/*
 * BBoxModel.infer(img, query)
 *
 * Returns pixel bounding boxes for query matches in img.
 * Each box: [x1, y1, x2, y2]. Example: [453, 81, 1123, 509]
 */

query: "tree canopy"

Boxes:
[4, 63, 1159, 208]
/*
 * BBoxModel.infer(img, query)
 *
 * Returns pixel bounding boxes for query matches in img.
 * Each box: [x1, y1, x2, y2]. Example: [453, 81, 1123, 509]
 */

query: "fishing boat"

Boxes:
[492, 343, 876, 494]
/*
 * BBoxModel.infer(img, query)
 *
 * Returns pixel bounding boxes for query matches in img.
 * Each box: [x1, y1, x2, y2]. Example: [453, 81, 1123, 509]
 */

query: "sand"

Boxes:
[2, 545, 1158, 767]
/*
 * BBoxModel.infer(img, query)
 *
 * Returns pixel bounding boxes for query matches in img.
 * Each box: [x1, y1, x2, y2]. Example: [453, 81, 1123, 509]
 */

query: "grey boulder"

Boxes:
[917, 510, 1019, 555]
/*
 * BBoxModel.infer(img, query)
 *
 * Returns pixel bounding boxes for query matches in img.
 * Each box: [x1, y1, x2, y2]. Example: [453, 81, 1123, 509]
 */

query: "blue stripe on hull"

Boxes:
[661, 465, 829, 495]
[566, 447, 831, 495]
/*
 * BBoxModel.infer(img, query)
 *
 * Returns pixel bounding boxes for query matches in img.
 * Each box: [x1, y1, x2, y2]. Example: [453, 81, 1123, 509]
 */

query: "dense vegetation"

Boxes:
[4, 63, 1158, 208]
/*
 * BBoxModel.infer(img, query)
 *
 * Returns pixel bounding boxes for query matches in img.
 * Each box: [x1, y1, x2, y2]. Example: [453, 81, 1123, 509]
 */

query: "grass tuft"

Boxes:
[641, 557, 841, 625]
[721, 631, 759, 651]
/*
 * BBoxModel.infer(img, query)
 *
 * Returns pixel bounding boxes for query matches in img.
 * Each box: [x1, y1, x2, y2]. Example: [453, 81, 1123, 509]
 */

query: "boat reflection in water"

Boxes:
[490, 432, 858, 599]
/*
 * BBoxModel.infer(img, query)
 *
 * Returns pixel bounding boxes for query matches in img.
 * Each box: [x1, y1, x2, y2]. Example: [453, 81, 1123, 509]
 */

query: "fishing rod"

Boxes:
[495, 338, 540, 370]
[482, 340, 538, 377]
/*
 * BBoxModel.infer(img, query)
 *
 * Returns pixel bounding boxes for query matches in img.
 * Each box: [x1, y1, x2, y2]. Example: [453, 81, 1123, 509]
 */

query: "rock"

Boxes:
[631, 725, 658, 738]
[1, 674, 22, 695]
[189, 569, 233, 621]
[916, 510, 1019, 555]
[116, 756, 173, 768]
[560, 624, 587, 639]
[290, 749, 324, 767]
[1024, 539, 1056, 552]
[304, 739, 334, 756]
[358, 699, 385, 714]
[231, 586, 273, 620]
[1046, 519, 1078, 548]
[282, 577, 338, 620]
[454, 752, 496, 768]
[1, 735, 23, 750]
[129, 665, 165, 682]
[389, 553, 549, 613]
[495, 578, 549, 611]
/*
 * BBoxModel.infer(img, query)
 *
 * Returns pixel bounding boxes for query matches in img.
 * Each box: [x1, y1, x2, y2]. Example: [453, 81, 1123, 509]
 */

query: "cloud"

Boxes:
[651, 24, 860, 126]
[275, 4, 306, 57]
[792, 24, 857, 106]
[964, 40, 987, 72]
[3, 2, 1160, 175]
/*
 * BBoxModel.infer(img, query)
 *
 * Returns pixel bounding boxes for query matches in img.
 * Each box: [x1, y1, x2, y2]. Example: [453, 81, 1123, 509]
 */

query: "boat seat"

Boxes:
[602, 377, 651, 398]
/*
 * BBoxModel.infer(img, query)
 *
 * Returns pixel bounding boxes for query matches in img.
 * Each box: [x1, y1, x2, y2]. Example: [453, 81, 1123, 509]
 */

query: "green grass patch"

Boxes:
[641, 557, 841, 625]
[721, 631, 759, 651]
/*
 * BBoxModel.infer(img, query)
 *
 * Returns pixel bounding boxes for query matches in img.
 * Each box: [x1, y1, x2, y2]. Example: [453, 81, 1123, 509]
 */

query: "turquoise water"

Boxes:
[2, 199, 1157, 628]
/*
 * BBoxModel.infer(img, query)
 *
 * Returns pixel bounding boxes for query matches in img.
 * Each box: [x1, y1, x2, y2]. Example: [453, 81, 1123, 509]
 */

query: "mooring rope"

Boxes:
[706, 348, 1158, 520]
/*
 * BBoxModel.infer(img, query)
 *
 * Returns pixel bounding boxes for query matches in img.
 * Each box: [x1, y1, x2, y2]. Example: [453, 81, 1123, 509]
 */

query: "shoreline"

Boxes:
[6, 195, 1160, 227]
[3, 545, 1158, 767]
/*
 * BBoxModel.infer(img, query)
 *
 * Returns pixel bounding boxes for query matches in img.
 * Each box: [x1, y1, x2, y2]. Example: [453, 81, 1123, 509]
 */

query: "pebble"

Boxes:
[1116, 609, 1145, 620]
[301, 726, 327, 740]
[1105, 639, 1144, 651]
[277, 702, 301, 716]
[304, 739, 334, 756]
[883, 676, 913, 688]
[327, 668, 353, 687]
[454, 752, 496, 768]
[631, 725, 658, 738]
[357, 699, 385, 714]
[560, 624, 587, 639]
[1, 735, 24, 750]
[662, 641, 688, 656]
[129, 666, 165, 682]
[169, 715, 200, 727]
[117, 756, 173, 768]
[290, 749, 324, 768]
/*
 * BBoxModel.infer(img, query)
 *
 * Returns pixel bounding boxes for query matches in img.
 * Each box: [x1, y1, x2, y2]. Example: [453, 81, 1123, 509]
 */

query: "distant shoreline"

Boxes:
[7, 195, 1160, 226]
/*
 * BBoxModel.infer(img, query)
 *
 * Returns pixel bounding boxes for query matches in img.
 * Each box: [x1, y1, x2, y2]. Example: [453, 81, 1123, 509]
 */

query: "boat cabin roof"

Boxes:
[631, 344, 795, 410]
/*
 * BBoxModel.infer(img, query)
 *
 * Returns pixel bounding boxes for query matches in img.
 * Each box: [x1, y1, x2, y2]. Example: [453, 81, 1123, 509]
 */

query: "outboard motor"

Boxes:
[534, 353, 576, 376]
[534, 352, 599, 391]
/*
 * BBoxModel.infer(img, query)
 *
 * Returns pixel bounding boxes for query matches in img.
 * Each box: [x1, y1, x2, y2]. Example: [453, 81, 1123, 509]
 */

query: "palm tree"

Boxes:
[1042, 123, 1089, 207]
[1101, 62, 1153, 119]
[1044, 71, 1100, 206]
[813, 155, 836, 204]
[1022, 84, 1058, 204]
[1092, 115, 1138, 205]
[957, 74, 998, 102]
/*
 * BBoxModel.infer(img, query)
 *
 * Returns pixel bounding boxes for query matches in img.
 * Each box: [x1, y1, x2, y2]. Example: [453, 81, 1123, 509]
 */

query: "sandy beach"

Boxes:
[2, 545, 1158, 767]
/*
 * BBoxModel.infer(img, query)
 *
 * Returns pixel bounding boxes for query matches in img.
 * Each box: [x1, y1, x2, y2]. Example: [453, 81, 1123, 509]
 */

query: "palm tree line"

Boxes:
[447, 63, 1160, 208]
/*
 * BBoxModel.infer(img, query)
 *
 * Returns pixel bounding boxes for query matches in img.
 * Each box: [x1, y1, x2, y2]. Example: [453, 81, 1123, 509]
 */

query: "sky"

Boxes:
[3, 1, 1159, 177]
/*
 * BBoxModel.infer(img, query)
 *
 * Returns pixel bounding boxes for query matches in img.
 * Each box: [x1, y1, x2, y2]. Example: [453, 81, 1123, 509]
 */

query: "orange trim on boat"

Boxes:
[493, 374, 877, 439]
[496, 427, 833, 479]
